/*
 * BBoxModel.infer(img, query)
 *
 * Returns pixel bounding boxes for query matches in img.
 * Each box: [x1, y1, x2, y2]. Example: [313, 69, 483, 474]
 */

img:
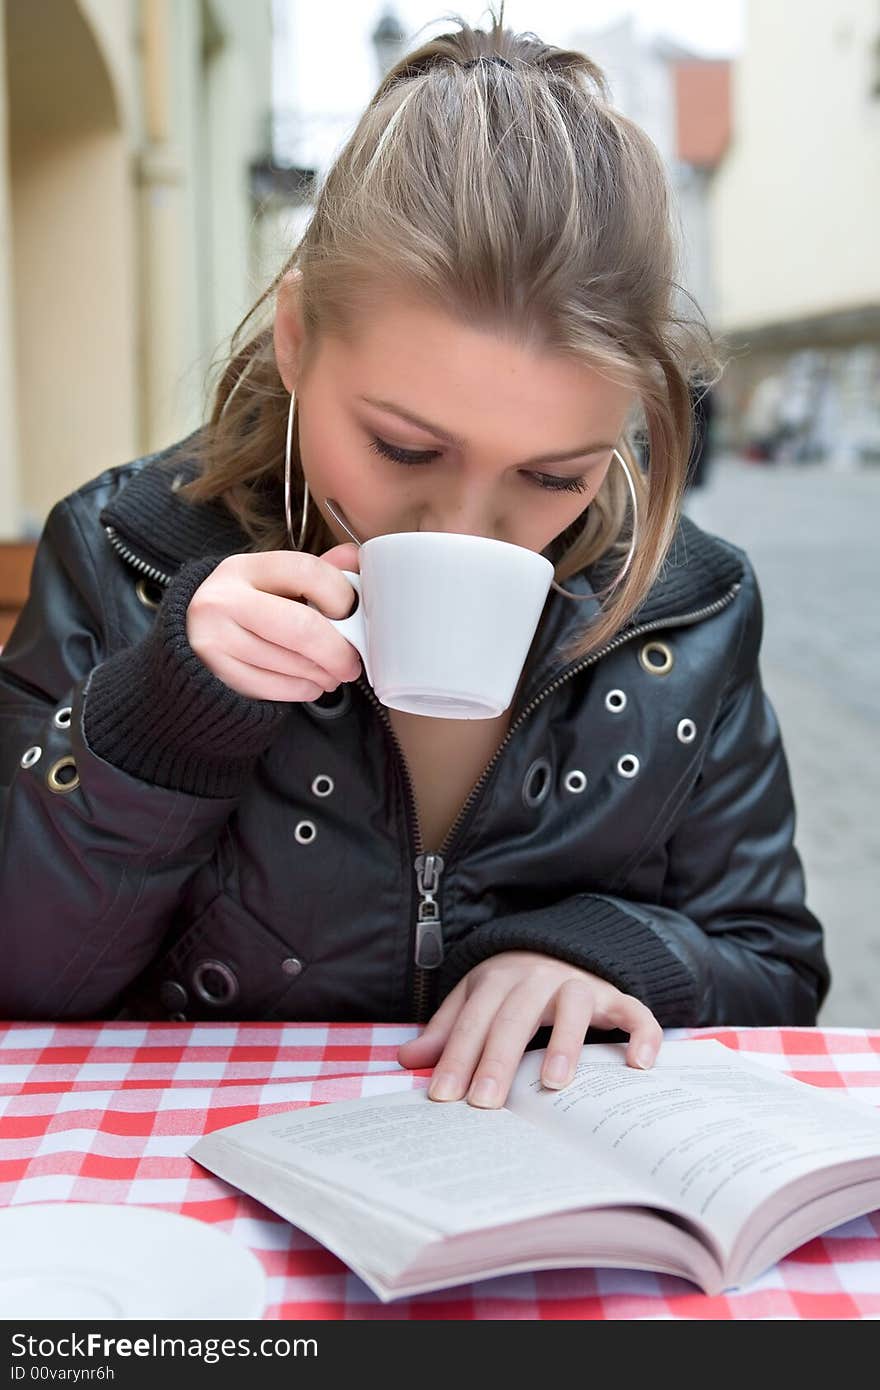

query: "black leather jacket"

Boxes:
[0, 437, 830, 1026]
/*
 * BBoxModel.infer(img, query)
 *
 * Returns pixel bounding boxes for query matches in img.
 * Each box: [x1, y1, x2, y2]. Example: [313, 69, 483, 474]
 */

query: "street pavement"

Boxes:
[684, 454, 879, 1027]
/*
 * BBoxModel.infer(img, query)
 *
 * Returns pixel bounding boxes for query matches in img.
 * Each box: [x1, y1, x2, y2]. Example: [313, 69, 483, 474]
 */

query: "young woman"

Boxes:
[0, 9, 829, 1109]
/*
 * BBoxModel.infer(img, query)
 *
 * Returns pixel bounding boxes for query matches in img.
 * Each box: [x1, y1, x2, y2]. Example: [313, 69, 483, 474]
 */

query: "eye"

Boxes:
[367, 435, 589, 495]
[368, 435, 439, 465]
[530, 473, 589, 495]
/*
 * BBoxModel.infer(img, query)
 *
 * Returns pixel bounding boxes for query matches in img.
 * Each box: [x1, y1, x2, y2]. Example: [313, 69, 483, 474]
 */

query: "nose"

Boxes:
[419, 492, 503, 540]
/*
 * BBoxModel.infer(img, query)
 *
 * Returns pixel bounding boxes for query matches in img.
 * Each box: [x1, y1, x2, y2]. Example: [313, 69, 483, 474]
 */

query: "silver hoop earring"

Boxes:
[284, 389, 309, 551]
[550, 447, 639, 602]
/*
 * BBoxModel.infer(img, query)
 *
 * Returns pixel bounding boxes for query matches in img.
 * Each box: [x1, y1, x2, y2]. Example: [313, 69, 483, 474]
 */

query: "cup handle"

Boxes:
[311, 571, 369, 683]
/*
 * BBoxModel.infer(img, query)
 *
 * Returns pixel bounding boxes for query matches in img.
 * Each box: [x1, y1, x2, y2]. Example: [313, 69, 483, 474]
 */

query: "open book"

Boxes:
[188, 1040, 880, 1302]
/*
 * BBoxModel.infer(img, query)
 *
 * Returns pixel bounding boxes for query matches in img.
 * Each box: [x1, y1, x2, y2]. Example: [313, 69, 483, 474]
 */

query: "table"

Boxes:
[1, 1022, 879, 1320]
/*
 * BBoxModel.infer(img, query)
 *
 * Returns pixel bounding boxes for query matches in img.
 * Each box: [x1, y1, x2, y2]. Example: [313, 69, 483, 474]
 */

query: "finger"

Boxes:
[598, 991, 663, 1070]
[229, 588, 362, 684]
[237, 550, 359, 620]
[397, 982, 469, 1070]
[204, 650, 325, 703]
[424, 983, 510, 1102]
[464, 978, 550, 1109]
[539, 978, 595, 1089]
[218, 622, 342, 689]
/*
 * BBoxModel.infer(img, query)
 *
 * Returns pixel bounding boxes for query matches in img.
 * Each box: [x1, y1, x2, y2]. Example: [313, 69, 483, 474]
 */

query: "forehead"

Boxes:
[320, 294, 635, 426]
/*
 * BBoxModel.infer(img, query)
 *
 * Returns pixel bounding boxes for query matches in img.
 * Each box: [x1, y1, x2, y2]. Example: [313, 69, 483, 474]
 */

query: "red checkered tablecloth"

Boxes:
[1, 1021, 879, 1320]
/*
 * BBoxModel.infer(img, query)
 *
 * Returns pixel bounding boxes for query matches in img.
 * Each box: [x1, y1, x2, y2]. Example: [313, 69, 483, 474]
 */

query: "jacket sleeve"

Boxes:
[0, 495, 288, 1019]
[437, 561, 831, 1028]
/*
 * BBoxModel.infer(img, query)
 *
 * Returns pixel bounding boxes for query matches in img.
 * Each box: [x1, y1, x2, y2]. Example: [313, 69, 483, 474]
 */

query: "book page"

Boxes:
[199, 1086, 663, 1237]
[508, 1041, 880, 1257]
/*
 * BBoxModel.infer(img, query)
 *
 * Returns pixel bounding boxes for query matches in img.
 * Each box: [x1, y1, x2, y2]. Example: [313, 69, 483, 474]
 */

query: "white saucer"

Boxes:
[0, 1204, 267, 1319]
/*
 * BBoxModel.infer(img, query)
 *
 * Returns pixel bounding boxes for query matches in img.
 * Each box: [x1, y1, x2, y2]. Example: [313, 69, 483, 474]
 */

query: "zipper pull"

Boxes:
[414, 853, 445, 969]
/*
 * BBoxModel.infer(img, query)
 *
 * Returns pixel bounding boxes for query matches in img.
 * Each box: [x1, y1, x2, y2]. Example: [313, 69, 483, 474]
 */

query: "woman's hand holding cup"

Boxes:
[185, 543, 363, 702]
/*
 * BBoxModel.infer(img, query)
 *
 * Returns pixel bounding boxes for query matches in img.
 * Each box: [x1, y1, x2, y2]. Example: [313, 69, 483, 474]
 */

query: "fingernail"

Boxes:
[635, 1046, 655, 1069]
[542, 1054, 569, 1087]
[428, 1072, 460, 1101]
[469, 1077, 498, 1107]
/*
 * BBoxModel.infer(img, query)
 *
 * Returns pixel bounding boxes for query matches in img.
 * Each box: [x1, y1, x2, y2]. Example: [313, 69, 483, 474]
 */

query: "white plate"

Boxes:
[0, 1203, 267, 1319]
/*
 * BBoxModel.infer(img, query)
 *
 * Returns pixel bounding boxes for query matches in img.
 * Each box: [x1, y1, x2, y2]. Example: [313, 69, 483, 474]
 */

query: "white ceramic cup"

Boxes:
[316, 532, 554, 719]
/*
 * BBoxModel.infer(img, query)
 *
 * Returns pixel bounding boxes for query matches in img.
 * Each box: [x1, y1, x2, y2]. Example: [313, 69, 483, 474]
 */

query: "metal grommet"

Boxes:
[192, 959, 240, 1006]
[604, 689, 627, 713]
[281, 956, 303, 977]
[135, 576, 163, 610]
[564, 769, 588, 794]
[617, 754, 640, 779]
[159, 980, 188, 1012]
[305, 683, 352, 720]
[311, 774, 334, 797]
[522, 757, 552, 809]
[294, 819, 317, 844]
[639, 641, 674, 676]
[677, 718, 697, 744]
[46, 755, 80, 794]
[20, 746, 42, 769]
[52, 706, 73, 730]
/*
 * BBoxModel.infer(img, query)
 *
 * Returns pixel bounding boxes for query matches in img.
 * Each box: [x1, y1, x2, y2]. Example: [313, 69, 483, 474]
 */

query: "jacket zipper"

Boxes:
[104, 526, 173, 586]
[358, 578, 742, 1024]
[354, 681, 439, 1022]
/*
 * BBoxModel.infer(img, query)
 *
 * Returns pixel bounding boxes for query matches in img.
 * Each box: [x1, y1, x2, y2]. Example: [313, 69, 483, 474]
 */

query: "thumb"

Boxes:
[398, 1012, 461, 1069]
[397, 1026, 449, 1069]
[398, 983, 465, 1068]
[320, 542, 360, 573]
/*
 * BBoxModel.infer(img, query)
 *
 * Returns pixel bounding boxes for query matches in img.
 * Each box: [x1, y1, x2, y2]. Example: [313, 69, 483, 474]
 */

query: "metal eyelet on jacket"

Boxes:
[311, 774, 334, 797]
[191, 959, 240, 1006]
[135, 577, 163, 610]
[281, 956, 304, 977]
[522, 757, 552, 809]
[563, 769, 588, 794]
[20, 746, 42, 769]
[677, 718, 697, 744]
[52, 706, 73, 730]
[639, 641, 674, 676]
[46, 756, 80, 794]
[617, 754, 640, 779]
[605, 689, 627, 713]
[305, 684, 352, 720]
[159, 980, 188, 1012]
[294, 820, 317, 844]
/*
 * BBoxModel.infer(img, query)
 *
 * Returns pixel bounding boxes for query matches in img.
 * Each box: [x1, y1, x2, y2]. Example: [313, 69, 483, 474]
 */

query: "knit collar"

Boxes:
[100, 433, 745, 693]
[100, 433, 247, 578]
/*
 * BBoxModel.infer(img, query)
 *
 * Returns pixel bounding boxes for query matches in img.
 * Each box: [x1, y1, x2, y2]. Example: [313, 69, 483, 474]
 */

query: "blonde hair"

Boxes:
[182, 2, 721, 662]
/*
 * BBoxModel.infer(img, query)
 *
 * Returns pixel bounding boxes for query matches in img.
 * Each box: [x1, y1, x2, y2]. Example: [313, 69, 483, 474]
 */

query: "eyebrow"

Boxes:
[357, 395, 615, 467]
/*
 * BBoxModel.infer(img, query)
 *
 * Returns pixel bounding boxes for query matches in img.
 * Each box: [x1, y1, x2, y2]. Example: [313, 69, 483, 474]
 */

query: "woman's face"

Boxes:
[273, 277, 635, 555]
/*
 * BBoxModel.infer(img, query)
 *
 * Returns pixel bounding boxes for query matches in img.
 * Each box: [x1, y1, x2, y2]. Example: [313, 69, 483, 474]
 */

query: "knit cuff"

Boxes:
[82, 555, 290, 798]
[437, 894, 698, 1026]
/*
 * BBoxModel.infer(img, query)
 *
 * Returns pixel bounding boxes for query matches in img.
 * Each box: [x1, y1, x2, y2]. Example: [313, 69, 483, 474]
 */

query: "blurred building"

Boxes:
[0, 0, 273, 538]
[261, 3, 409, 296]
[569, 16, 732, 329]
[710, 0, 880, 465]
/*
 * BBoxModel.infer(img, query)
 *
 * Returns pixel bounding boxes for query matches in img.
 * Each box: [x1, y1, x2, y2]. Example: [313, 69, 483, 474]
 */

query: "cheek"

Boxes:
[300, 416, 366, 496]
[300, 419, 397, 538]
[531, 480, 599, 548]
